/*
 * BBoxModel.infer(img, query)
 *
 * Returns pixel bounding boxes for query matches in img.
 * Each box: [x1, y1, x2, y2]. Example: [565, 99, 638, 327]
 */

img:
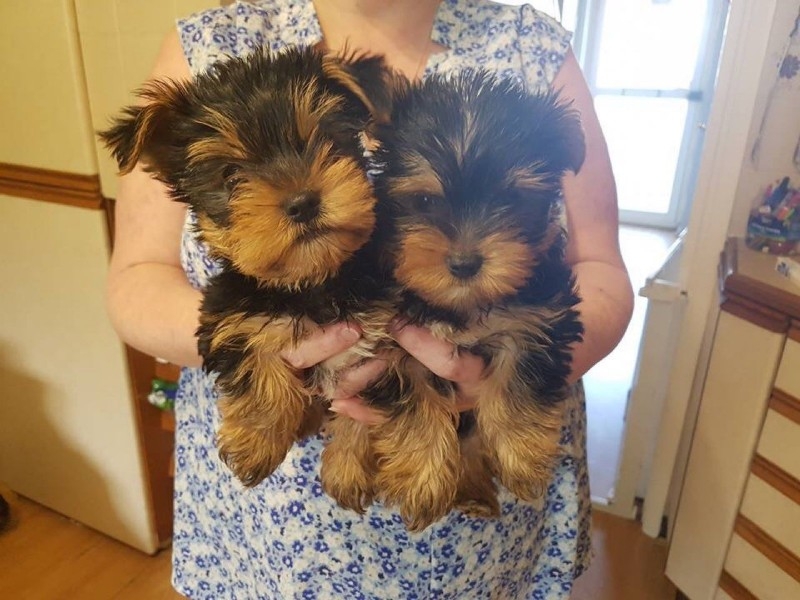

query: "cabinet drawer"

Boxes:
[724, 534, 800, 599]
[758, 404, 800, 481]
[775, 337, 800, 399]
[740, 470, 800, 559]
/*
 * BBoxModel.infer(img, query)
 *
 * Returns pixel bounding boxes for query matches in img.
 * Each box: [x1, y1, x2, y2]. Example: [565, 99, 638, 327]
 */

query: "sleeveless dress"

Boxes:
[173, 2, 592, 598]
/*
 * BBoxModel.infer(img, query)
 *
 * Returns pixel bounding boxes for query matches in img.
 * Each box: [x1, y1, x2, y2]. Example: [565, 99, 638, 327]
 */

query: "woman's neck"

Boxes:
[312, 0, 445, 79]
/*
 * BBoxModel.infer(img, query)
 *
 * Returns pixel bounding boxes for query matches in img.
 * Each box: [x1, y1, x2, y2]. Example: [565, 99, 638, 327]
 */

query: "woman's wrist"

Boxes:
[567, 261, 634, 382]
[107, 262, 204, 367]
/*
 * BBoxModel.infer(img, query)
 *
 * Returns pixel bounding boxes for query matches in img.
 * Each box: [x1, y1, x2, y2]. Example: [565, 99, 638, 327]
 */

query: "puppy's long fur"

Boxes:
[101, 46, 396, 493]
[370, 71, 586, 521]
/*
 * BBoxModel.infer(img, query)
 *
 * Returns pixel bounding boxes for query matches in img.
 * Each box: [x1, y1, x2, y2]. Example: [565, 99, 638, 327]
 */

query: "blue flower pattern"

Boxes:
[173, 2, 591, 598]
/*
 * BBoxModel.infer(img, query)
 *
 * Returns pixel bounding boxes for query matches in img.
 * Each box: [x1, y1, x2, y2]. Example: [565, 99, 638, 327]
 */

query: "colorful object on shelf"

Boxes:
[148, 378, 178, 411]
[746, 177, 800, 255]
[776, 255, 800, 286]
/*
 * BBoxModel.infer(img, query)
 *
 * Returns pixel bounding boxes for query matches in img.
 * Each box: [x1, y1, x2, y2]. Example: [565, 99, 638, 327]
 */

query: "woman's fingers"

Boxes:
[331, 357, 389, 400]
[280, 320, 485, 422]
[390, 320, 485, 412]
[330, 397, 388, 425]
[390, 321, 485, 385]
[329, 357, 389, 424]
[280, 322, 361, 369]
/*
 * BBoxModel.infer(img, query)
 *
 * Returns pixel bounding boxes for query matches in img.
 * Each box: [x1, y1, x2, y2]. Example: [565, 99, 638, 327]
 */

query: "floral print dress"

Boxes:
[173, 2, 592, 598]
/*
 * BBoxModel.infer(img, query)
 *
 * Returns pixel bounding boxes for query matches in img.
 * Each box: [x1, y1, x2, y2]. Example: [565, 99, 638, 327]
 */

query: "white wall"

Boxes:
[728, 4, 800, 237]
[639, 0, 795, 540]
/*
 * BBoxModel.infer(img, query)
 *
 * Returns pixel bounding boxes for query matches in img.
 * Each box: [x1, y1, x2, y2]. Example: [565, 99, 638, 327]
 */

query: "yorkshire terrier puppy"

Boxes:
[370, 71, 586, 520]
[101, 45, 397, 492]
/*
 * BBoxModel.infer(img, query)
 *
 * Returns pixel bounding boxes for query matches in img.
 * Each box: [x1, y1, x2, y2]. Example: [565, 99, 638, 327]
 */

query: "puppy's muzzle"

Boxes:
[284, 190, 321, 224]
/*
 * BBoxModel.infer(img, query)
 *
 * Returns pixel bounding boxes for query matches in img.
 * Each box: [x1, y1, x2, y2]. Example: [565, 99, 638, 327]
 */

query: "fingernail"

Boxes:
[339, 325, 361, 343]
[329, 400, 343, 413]
[286, 354, 304, 369]
[389, 317, 407, 332]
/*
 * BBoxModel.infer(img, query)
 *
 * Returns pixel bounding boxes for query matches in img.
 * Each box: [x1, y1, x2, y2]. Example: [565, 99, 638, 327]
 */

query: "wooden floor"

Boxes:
[0, 496, 675, 599]
[573, 509, 676, 600]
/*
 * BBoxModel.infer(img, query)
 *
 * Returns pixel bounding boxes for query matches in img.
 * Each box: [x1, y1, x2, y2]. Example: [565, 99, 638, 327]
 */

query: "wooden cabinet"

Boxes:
[666, 238, 800, 599]
[717, 338, 800, 600]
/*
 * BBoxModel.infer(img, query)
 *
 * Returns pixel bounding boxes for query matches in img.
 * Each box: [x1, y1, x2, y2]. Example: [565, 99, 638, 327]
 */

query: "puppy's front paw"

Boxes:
[373, 420, 460, 532]
[455, 429, 500, 519]
[203, 312, 316, 486]
[379, 467, 458, 532]
[455, 497, 500, 519]
[321, 416, 376, 513]
[296, 398, 327, 439]
[490, 427, 560, 502]
[477, 386, 564, 502]
[217, 415, 296, 487]
[321, 466, 374, 514]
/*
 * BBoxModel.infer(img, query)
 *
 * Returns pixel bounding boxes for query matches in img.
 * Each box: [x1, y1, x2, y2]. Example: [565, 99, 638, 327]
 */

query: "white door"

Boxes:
[566, 0, 728, 229]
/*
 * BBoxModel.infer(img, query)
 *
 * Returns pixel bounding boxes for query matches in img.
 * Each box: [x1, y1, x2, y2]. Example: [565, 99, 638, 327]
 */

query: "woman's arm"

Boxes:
[106, 30, 203, 367]
[554, 50, 634, 382]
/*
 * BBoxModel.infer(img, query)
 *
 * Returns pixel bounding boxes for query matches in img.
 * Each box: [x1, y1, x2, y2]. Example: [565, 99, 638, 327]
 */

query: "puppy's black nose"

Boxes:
[447, 253, 484, 279]
[284, 191, 321, 223]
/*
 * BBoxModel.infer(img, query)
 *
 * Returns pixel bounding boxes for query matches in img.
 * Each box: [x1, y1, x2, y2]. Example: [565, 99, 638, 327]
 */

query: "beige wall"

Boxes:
[0, 194, 156, 552]
[76, 0, 216, 198]
[0, 0, 96, 173]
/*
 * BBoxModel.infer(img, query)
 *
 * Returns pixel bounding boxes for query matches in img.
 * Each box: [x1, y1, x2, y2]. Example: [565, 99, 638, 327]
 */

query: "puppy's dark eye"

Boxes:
[411, 193, 438, 213]
[221, 164, 242, 191]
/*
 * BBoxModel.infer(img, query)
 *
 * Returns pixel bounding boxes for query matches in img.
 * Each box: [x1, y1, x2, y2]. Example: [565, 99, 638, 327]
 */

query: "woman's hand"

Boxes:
[389, 321, 485, 411]
[284, 322, 392, 425]
[281, 321, 363, 369]
[328, 320, 486, 424]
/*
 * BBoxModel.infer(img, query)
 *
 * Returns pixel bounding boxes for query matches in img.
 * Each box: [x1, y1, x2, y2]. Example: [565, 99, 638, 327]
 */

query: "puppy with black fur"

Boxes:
[101, 46, 395, 502]
[368, 71, 586, 523]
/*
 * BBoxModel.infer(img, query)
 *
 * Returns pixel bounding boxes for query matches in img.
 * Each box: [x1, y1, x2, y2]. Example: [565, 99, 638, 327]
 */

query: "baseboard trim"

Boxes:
[0, 162, 103, 210]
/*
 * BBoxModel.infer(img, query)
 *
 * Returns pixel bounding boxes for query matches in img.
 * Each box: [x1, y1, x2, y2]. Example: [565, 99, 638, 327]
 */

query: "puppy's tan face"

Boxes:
[182, 81, 379, 286]
[191, 112, 372, 288]
[387, 158, 554, 314]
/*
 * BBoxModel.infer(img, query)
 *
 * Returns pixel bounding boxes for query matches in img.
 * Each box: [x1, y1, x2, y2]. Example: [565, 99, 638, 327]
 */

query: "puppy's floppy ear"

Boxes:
[361, 70, 413, 152]
[322, 52, 395, 124]
[99, 79, 193, 175]
[536, 93, 587, 176]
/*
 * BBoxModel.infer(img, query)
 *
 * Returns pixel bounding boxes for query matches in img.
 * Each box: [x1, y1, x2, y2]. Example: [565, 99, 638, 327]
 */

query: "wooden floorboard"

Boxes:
[0, 496, 180, 600]
[0, 496, 675, 599]
[573, 510, 675, 599]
